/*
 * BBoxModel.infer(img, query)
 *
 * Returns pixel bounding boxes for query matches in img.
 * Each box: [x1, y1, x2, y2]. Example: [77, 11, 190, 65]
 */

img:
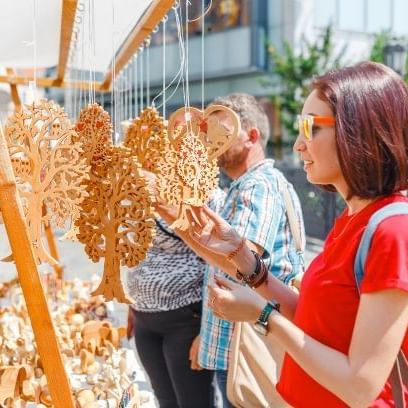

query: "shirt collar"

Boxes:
[229, 159, 275, 189]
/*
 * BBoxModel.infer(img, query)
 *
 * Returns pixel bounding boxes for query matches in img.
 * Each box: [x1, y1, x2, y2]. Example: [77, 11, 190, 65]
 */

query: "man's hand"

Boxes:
[127, 307, 135, 340]
[189, 335, 203, 370]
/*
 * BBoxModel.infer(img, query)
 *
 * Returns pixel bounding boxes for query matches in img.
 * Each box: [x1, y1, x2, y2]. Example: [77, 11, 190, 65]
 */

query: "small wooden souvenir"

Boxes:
[0, 365, 29, 404]
[5, 100, 89, 265]
[123, 106, 167, 173]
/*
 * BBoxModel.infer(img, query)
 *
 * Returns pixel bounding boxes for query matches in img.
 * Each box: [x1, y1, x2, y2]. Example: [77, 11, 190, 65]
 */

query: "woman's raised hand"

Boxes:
[208, 275, 266, 322]
[187, 206, 243, 255]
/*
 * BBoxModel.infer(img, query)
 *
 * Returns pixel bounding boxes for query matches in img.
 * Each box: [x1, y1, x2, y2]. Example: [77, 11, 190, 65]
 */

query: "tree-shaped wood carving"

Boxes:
[157, 105, 240, 230]
[157, 120, 218, 230]
[74, 104, 156, 303]
[76, 147, 156, 303]
[61, 103, 114, 241]
[5, 100, 89, 265]
[123, 106, 167, 173]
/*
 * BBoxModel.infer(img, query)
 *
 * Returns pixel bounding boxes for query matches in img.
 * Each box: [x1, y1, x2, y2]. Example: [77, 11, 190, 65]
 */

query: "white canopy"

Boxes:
[0, 0, 152, 73]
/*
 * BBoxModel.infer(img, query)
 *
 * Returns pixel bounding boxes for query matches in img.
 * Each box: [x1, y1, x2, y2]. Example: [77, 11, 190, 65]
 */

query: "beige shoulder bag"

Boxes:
[226, 182, 304, 408]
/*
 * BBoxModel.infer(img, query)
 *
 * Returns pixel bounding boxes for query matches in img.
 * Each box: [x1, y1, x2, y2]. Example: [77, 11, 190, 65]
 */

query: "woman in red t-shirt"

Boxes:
[188, 62, 408, 407]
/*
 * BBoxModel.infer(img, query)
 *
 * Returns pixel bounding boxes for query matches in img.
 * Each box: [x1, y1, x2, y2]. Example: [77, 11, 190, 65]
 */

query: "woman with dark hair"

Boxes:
[187, 62, 408, 407]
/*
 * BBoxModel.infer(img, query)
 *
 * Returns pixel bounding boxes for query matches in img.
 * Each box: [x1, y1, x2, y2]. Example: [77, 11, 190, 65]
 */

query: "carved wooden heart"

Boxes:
[168, 105, 241, 161]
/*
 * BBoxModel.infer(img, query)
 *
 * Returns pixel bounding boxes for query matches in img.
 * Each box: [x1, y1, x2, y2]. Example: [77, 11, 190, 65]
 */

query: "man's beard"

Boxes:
[218, 149, 246, 172]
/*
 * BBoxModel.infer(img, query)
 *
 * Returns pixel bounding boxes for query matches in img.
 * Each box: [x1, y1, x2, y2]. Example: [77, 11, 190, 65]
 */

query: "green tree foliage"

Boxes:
[369, 31, 408, 83]
[369, 30, 392, 62]
[268, 26, 346, 139]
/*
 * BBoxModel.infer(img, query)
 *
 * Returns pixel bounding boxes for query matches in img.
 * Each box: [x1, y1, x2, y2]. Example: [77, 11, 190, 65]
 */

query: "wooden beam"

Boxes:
[55, 0, 79, 85]
[5, 68, 21, 110]
[0, 75, 107, 92]
[100, 0, 175, 91]
[0, 126, 75, 408]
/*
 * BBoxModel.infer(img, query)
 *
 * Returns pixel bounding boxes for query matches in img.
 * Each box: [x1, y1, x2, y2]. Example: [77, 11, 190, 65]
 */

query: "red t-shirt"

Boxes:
[277, 194, 408, 407]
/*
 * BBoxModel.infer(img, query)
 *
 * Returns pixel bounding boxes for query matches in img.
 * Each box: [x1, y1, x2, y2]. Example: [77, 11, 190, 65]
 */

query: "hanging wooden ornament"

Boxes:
[157, 111, 219, 231]
[76, 146, 156, 304]
[75, 103, 113, 170]
[167, 104, 241, 160]
[61, 103, 114, 242]
[123, 106, 167, 173]
[5, 100, 89, 266]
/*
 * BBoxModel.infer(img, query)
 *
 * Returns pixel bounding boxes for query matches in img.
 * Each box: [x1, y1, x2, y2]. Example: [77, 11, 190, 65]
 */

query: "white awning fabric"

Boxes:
[0, 0, 152, 73]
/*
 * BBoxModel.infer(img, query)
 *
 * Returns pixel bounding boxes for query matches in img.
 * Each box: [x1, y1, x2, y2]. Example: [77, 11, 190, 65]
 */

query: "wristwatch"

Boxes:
[253, 300, 280, 336]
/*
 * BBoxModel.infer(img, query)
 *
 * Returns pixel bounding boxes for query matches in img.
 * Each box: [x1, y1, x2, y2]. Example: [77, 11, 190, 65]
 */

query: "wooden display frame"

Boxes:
[0, 0, 176, 92]
[0, 1, 192, 404]
[0, 125, 75, 407]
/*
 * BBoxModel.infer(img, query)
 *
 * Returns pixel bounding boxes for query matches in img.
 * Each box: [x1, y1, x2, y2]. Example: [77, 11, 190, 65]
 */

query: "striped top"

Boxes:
[198, 159, 305, 370]
[127, 189, 226, 312]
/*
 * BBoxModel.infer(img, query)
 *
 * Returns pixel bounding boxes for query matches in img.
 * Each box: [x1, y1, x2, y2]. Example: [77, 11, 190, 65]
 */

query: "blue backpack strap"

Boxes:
[353, 202, 408, 294]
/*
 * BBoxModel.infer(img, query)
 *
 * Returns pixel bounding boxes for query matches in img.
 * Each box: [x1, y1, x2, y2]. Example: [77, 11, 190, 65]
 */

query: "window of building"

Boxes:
[338, 0, 365, 31]
[394, 0, 408, 35]
[367, 0, 392, 32]
[314, 0, 337, 28]
[151, 0, 251, 46]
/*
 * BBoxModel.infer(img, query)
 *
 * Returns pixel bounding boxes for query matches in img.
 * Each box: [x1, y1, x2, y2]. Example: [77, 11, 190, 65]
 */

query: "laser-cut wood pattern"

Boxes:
[157, 104, 240, 231]
[75, 103, 113, 169]
[60, 103, 114, 242]
[74, 104, 156, 303]
[5, 100, 89, 266]
[123, 106, 167, 173]
[167, 104, 241, 160]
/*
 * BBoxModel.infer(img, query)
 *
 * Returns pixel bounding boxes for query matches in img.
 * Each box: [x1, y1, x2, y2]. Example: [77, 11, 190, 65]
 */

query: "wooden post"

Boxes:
[0, 126, 75, 407]
[43, 205, 64, 280]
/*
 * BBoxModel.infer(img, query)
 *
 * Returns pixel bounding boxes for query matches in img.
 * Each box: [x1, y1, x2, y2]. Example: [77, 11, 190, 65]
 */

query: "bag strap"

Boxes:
[353, 202, 408, 408]
[280, 182, 305, 270]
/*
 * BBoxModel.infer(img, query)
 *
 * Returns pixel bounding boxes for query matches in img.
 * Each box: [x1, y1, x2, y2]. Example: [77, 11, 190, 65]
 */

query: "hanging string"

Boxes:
[201, 0, 206, 110]
[33, 0, 37, 88]
[146, 37, 151, 106]
[111, 0, 117, 142]
[124, 70, 128, 121]
[151, 4, 185, 109]
[79, 1, 86, 109]
[184, 0, 192, 134]
[90, 0, 96, 103]
[29, 0, 38, 103]
[134, 55, 138, 117]
[88, 0, 92, 104]
[128, 62, 132, 119]
[187, 0, 212, 22]
[162, 17, 167, 118]
[139, 47, 144, 112]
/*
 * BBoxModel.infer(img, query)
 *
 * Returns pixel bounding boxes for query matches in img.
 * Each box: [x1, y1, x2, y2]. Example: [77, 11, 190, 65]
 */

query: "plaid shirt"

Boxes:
[198, 159, 305, 370]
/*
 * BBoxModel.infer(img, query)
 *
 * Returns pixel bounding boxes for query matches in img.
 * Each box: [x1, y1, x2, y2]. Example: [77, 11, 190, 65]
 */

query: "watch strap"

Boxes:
[257, 300, 280, 325]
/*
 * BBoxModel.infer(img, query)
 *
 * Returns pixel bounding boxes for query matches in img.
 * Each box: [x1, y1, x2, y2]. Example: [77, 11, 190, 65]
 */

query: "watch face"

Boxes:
[253, 322, 267, 336]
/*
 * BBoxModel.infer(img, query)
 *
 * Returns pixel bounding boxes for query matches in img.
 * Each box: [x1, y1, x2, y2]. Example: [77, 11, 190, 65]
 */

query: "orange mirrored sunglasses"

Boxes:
[296, 114, 336, 140]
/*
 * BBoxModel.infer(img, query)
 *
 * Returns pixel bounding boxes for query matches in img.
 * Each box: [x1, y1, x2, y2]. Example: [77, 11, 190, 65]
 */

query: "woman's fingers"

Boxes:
[190, 206, 209, 227]
[187, 208, 215, 246]
[213, 275, 239, 290]
[203, 205, 228, 227]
